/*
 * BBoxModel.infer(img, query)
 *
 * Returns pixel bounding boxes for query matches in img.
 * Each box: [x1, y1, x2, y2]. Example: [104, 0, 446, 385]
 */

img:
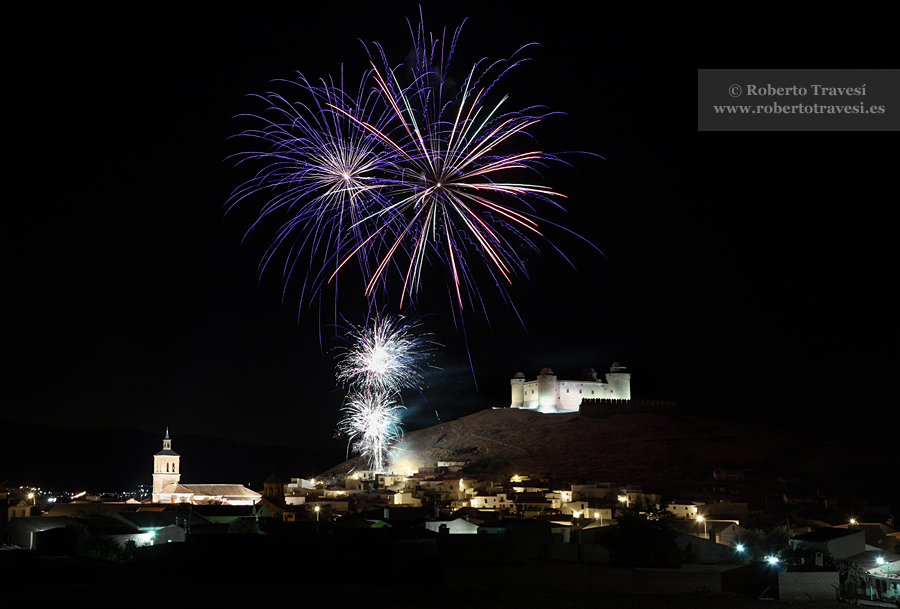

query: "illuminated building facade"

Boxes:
[151, 427, 180, 502]
[150, 430, 260, 505]
[510, 362, 632, 413]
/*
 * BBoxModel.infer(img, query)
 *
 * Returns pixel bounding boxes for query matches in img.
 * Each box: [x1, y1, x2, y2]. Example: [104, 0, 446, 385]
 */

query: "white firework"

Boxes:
[335, 314, 433, 394]
[338, 388, 403, 473]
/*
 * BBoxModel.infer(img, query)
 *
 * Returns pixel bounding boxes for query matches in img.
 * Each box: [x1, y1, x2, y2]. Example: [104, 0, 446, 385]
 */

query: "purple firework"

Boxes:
[228, 14, 601, 322]
[226, 69, 406, 308]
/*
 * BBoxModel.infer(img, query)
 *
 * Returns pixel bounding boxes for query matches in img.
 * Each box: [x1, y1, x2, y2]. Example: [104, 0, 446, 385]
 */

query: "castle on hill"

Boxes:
[510, 362, 678, 415]
[151, 428, 260, 505]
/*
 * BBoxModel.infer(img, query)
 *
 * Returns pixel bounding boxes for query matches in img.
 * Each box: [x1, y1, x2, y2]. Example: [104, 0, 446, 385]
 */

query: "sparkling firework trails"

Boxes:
[229, 15, 597, 318]
[335, 314, 434, 394]
[334, 314, 436, 472]
[226, 70, 405, 306]
[330, 18, 577, 314]
[337, 387, 403, 474]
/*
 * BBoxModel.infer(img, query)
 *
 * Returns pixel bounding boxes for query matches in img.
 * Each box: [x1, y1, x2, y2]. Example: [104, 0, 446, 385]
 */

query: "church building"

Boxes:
[150, 429, 261, 506]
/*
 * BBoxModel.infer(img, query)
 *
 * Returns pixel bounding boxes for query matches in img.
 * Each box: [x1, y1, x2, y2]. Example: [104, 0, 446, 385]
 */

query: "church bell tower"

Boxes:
[152, 427, 181, 502]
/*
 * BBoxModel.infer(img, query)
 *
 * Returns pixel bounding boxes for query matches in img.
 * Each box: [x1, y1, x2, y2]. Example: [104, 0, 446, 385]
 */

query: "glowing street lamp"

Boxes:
[697, 515, 707, 539]
[876, 557, 891, 577]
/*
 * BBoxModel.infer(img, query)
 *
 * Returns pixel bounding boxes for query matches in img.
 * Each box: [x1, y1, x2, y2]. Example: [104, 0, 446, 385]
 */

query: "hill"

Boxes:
[322, 409, 891, 505]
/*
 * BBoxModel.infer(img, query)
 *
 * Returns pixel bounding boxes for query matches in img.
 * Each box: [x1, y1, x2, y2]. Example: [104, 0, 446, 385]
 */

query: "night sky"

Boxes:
[8, 4, 892, 456]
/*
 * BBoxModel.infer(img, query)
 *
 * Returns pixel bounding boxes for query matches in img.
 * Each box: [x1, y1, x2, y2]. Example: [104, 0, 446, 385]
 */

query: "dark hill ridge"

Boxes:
[1, 419, 346, 493]
[323, 409, 885, 503]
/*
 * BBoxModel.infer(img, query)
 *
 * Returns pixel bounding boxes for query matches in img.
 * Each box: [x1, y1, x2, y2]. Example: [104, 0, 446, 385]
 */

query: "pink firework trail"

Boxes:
[229, 13, 602, 323]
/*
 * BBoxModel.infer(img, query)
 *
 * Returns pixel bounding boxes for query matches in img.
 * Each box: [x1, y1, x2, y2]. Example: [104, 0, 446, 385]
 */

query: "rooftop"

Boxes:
[793, 527, 864, 543]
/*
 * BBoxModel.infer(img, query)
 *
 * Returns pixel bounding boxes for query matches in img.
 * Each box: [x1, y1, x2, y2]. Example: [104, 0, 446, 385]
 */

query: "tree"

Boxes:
[605, 506, 686, 568]
[836, 559, 866, 588]
[766, 524, 794, 551]
[119, 539, 138, 562]
[778, 546, 836, 568]
[227, 518, 261, 534]
[737, 525, 795, 560]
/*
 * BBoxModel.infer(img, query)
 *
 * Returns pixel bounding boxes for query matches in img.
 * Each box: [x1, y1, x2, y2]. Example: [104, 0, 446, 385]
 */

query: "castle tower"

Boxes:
[152, 427, 181, 503]
[510, 372, 526, 408]
[605, 362, 632, 400]
[536, 367, 558, 412]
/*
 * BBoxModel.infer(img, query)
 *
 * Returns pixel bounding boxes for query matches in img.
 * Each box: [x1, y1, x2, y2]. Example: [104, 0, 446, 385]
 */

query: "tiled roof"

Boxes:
[159, 483, 194, 495]
[7, 516, 74, 532]
[182, 484, 261, 498]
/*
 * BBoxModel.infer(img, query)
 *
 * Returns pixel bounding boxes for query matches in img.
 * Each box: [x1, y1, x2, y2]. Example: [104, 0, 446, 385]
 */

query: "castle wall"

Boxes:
[516, 378, 629, 411]
[522, 381, 539, 409]
[556, 380, 624, 410]
[512, 364, 634, 413]
[579, 399, 680, 417]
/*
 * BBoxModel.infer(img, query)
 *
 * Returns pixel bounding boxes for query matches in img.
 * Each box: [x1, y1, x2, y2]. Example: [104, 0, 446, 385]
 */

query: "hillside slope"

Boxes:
[323, 409, 870, 497]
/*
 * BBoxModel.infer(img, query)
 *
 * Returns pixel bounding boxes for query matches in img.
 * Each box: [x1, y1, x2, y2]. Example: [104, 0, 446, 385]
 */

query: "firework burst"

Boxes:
[334, 313, 438, 473]
[228, 14, 600, 322]
[337, 387, 403, 474]
[325, 16, 600, 318]
[226, 69, 406, 309]
[335, 314, 435, 394]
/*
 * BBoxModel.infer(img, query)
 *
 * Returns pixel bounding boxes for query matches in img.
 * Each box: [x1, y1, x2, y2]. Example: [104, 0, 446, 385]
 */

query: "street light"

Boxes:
[697, 515, 707, 539]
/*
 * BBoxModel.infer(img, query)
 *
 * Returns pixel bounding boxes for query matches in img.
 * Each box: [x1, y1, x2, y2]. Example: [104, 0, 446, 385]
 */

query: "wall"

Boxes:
[514, 372, 632, 411]
[825, 529, 865, 559]
[794, 529, 865, 560]
[579, 399, 680, 417]
[556, 380, 622, 410]
[778, 571, 839, 601]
